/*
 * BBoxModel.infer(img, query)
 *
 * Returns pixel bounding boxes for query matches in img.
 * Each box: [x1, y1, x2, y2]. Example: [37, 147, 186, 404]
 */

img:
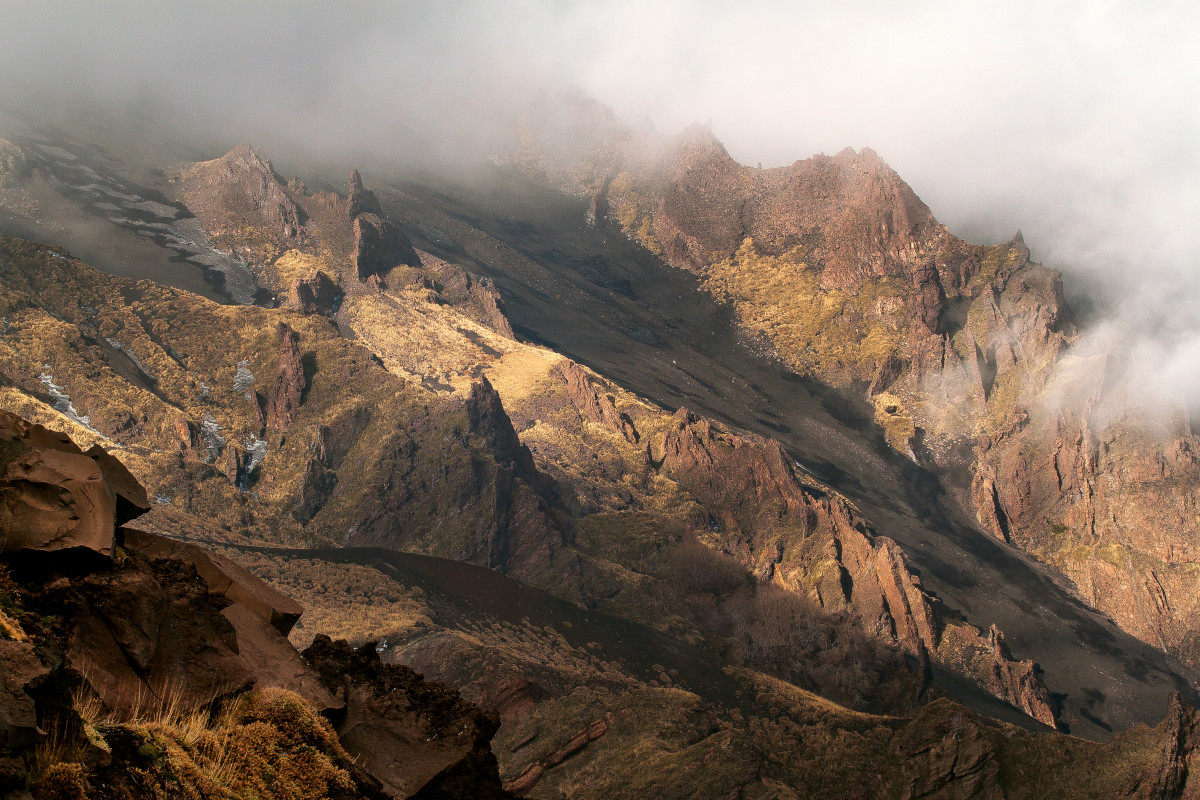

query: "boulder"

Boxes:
[0, 411, 146, 556]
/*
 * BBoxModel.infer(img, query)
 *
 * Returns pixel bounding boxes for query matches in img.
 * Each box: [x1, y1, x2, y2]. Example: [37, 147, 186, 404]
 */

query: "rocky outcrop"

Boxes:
[555, 361, 638, 443]
[288, 270, 342, 315]
[653, 408, 938, 665]
[292, 408, 371, 524]
[265, 321, 305, 435]
[294, 454, 338, 524]
[347, 169, 384, 219]
[600, 129, 944, 288]
[467, 377, 540, 483]
[178, 144, 308, 252]
[1152, 693, 1200, 798]
[460, 377, 565, 575]
[410, 250, 516, 338]
[504, 716, 609, 796]
[121, 528, 303, 635]
[987, 625, 1058, 729]
[892, 701, 1004, 799]
[0, 411, 148, 556]
[57, 526, 338, 716]
[303, 635, 515, 799]
[910, 260, 946, 335]
[0, 639, 46, 749]
[348, 169, 420, 283]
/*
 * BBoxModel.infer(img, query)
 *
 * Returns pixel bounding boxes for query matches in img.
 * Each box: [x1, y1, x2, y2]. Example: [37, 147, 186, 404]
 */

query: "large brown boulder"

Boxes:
[0, 411, 148, 556]
[120, 528, 302, 636]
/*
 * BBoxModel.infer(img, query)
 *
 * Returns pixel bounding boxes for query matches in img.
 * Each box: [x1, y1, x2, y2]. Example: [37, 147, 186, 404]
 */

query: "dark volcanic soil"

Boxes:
[385, 168, 1197, 741]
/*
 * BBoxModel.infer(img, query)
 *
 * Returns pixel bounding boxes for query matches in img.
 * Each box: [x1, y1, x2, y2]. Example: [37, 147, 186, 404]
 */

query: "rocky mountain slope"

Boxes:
[0, 221, 1106, 735]
[4, 409, 1198, 798]
[502, 104, 1200, 678]
[0, 115, 1197, 795]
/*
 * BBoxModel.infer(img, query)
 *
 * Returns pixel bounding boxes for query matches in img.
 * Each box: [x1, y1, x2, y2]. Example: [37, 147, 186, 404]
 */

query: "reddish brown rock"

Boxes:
[506, 763, 544, 796]
[653, 407, 939, 664]
[347, 170, 420, 282]
[467, 377, 539, 481]
[0, 411, 150, 555]
[265, 321, 304, 435]
[987, 625, 1058, 729]
[587, 718, 608, 740]
[1152, 693, 1200, 798]
[606, 131, 943, 289]
[413, 250, 515, 337]
[121, 528, 303, 636]
[479, 674, 536, 724]
[556, 361, 638, 443]
[66, 553, 258, 715]
[172, 415, 201, 456]
[545, 729, 590, 767]
[0, 639, 46, 748]
[178, 144, 308, 253]
[293, 454, 338, 524]
[910, 260, 946, 334]
[288, 270, 341, 315]
[347, 169, 384, 219]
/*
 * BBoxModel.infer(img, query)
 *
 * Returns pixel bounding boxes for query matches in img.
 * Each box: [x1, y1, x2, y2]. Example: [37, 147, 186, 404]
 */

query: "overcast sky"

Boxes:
[3, 0, 1199, 404]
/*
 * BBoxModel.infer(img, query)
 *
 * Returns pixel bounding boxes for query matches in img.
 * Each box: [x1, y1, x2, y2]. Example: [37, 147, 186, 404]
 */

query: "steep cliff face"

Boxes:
[517, 115, 1196, 678]
[972, 391, 1200, 671]
[611, 129, 943, 289]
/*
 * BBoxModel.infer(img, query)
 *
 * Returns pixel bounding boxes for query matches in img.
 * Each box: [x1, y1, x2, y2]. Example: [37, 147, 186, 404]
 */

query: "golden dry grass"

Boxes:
[703, 239, 908, 385]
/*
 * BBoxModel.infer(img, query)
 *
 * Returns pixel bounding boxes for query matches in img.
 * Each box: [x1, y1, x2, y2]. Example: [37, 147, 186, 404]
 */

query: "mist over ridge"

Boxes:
[2, 0, 1198, 407]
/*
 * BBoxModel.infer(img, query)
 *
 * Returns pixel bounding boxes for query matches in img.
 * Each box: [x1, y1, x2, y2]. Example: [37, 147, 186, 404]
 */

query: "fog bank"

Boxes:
[3, 0, 1198, 406]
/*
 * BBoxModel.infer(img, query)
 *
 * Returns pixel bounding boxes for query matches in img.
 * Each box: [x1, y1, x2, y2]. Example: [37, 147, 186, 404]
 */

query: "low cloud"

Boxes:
[2, 0, 1198, 407]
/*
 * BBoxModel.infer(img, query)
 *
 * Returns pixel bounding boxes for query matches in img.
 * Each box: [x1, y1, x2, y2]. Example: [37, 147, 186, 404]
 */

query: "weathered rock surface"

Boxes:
[348, 169, 421, 282]
[288, 269, 342, 315]
[526, 113, 1198, 682]
[0, 639, 46, 748]
[555, 361, 639, 443]
[987, 625, 1058, 729]
[0, 410, 147, 556]
[265, 321, 305, 435]
[179, 144, 308, 254]
[0, 418, 515, 798]
[303, 635, 515, 799]
[653, 407, 940, 664]
[121, 527, 303, 636]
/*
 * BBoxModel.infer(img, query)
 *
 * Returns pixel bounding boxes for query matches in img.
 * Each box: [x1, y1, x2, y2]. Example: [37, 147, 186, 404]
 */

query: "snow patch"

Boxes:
[233, 360, 256, 392]
[200, 413, 225, 461]
[38, 372, 91, 428]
